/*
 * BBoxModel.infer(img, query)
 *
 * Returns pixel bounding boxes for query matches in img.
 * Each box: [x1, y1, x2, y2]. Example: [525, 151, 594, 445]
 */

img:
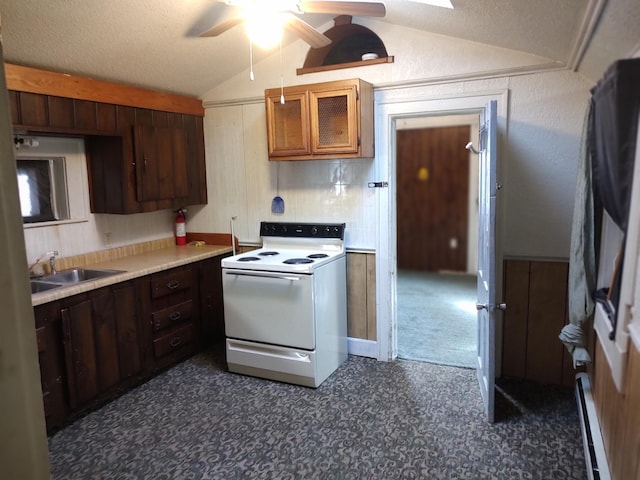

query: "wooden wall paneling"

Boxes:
[594, 340, 625, 479]
[621, 343, 640, 480]
[152, 110, 169, 128]
[347, 253, 368, 339]
[502, 259, 530, 378]
[47, 96, 75, 128]
[135, 108, 153, 127]
[366, 253, 377, 340]
[96, 103, 117, 132]
[345, 252, 377, 341]
[19, 91, 47, 126]
[525, 261, 568, 384]
[74, 99, 97, 130]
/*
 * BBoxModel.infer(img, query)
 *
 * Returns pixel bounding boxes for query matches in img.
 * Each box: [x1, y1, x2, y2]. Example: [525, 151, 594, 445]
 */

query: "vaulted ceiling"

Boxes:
[0, 0, 638, 98]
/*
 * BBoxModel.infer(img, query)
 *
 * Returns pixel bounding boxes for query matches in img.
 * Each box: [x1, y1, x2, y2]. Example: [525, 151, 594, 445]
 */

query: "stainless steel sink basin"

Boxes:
[31, 280, 63, 294]
[43, 268, 125, 284]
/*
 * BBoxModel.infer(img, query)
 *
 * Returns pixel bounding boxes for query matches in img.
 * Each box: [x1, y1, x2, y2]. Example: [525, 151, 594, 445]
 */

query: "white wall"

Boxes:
[194, 20, 592, 258]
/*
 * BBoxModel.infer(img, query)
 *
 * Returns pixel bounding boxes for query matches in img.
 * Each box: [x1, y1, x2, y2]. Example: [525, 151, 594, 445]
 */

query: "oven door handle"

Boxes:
[225, 271, 301, 281]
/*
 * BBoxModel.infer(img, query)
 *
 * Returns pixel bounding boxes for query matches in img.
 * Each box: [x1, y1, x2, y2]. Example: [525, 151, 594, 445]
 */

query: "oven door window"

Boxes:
[222, 270, 315, 350]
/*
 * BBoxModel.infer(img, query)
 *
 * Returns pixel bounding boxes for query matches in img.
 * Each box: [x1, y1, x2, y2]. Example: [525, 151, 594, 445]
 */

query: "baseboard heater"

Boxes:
[575, 373, 611, 480]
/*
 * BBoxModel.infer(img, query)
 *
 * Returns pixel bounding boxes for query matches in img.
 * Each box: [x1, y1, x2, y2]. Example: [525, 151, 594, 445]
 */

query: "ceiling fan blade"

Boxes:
[200, 16, 245, 37]
[298, 1, 386, 17]
[284, 14, 332, 48]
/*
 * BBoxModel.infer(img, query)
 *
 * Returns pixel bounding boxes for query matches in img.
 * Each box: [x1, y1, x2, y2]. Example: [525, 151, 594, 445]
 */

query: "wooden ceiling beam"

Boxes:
[4, 63, 204, 117]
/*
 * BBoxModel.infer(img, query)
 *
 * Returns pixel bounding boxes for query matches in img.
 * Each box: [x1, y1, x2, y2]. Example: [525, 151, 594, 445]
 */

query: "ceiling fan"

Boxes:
[200, 1, 387, 49]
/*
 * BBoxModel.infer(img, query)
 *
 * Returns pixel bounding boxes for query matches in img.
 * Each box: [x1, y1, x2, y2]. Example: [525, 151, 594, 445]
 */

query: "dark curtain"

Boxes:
[588, 58, 640, 336]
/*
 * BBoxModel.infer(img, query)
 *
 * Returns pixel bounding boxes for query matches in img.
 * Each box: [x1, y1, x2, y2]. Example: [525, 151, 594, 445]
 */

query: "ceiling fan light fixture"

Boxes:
[408, 0, 454, 9]
[245, 11, 286, 49]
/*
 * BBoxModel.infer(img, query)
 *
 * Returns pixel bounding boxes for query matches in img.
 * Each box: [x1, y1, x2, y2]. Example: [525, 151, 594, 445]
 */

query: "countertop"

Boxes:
[31, 244, 232, 306]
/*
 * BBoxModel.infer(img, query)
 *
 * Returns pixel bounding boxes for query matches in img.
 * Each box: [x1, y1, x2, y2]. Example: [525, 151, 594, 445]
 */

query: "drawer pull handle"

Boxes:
[169, 336, 182, 348]
[166, 280, 180, 289]
[169, 311, 182, 322]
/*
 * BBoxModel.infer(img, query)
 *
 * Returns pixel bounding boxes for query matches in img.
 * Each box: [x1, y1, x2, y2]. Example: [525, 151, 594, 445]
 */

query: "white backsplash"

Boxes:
[23, 209, 174, 267]
[187, 102, 379, 250]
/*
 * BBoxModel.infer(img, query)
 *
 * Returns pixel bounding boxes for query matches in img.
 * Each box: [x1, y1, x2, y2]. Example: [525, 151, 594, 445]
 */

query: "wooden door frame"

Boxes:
[374, 89, 509, 371]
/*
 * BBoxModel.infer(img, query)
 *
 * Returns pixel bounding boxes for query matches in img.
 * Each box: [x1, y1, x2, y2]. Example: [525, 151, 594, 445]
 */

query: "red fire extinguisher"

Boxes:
[175, 208, 187, 246]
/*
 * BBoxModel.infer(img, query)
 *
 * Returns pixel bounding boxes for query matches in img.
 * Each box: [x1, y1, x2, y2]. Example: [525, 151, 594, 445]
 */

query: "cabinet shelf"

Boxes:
[296, 56, 394, 76]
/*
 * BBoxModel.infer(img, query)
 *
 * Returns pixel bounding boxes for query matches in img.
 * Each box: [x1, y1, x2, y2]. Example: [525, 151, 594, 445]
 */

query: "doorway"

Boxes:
[395, 115, 479, 368]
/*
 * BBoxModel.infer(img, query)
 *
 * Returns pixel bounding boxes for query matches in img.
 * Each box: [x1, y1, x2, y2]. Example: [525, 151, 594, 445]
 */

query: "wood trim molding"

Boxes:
[297, 56, 394, 76]
[4, 63, 204, 117]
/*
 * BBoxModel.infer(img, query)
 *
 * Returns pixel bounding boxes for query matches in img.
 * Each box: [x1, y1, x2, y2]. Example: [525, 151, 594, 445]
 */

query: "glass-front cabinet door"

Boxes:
[265, 91, 311, 157]
[309, 86, 358, 155]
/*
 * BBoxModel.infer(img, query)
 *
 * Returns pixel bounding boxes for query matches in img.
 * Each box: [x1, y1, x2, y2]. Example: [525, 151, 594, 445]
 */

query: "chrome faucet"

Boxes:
[28, 250, 59, 277]
[49, 250, 59, 275]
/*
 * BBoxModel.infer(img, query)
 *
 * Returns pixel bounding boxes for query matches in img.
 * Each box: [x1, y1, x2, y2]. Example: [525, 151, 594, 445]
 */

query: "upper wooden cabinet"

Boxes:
[6, 64, 207, 214]
[265, 78, 374, 161]
[134, 125, 189, 202]
[9, 91, 207, 213]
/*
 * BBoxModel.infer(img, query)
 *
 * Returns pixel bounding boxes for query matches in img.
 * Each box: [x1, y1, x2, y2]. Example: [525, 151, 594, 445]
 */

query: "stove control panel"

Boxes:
[260, 222, 345, 240]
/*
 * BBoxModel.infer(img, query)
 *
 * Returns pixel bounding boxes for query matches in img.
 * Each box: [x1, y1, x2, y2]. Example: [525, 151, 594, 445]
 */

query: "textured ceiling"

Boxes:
[0, 0, 638, 98]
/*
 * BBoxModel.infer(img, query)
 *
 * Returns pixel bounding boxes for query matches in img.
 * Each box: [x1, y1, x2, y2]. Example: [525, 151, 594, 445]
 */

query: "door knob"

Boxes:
[476, 303, 487, 311]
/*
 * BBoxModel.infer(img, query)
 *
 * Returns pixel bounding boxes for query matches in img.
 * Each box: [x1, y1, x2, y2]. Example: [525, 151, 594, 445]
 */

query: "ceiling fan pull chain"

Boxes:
[249, 39, 255, 81]
[279, 40, 285, 104]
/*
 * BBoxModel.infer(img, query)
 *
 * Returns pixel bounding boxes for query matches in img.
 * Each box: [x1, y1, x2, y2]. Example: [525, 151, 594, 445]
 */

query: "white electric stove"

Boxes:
[222, 222, 348, 387]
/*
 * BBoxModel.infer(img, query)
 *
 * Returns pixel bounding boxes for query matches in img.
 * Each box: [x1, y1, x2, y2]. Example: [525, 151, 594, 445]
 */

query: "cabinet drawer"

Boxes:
[151, 268, 192, 299]
[153, 323, 194, 358]
[152, 299, 193, 332]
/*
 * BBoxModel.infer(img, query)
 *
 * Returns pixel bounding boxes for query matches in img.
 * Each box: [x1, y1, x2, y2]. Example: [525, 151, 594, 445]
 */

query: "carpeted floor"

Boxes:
[397, 270, 477, 368]
[48, 346, 586, 479]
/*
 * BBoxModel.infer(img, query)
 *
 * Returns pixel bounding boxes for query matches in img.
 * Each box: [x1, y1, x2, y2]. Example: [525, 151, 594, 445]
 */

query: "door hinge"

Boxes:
[368, 181, 389, 188]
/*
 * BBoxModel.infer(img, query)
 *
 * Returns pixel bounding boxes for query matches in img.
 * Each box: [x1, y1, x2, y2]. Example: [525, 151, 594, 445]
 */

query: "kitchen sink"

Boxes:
[31, 281, 63, 294]
[43, 268, 126, 284]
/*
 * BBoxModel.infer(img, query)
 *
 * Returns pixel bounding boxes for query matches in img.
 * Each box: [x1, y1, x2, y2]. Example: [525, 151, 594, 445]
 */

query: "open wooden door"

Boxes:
[476, 100, 502, 423]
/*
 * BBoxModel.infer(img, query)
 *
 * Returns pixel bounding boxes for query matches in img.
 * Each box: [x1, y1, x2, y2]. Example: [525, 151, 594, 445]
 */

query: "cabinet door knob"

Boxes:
[166, 280, 180, 289]
[169, 311, 182, 322]
[169, 336, 182, 348]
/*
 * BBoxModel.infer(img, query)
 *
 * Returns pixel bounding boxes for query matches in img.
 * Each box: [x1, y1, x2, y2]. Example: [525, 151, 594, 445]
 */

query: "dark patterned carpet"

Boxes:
[48, 346, 586, 479]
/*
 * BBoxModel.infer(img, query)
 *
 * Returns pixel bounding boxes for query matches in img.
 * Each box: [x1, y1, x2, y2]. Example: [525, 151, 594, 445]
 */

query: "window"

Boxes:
[17, 158, 70, 223]
[15, 136, 89, 228]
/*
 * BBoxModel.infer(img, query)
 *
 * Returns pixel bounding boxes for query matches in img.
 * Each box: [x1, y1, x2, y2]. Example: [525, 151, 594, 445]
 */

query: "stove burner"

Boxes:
[283, 258, 314, 265]
[308, 253, 329, 259]
[238, 256, 261, 262]
[258, 251, 279, 256]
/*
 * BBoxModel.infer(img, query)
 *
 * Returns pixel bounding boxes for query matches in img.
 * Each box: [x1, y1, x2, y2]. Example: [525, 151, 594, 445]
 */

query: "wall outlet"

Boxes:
[105, 232, 112, 246]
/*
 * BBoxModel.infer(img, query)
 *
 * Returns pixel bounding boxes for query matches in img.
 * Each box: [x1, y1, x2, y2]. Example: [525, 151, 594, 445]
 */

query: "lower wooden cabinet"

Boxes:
[141, 263, 200, 370]
[35, 255, 226, 433]
[199, 255, 226, 342]
[61, 281, 142, 410]
[34, 302, 68, 431]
